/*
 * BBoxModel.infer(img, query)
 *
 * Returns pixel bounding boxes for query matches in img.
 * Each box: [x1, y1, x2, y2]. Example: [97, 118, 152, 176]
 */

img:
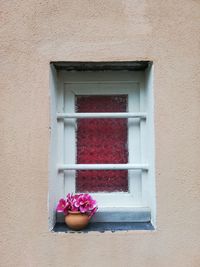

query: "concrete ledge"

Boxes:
[53, 222, 154, 233]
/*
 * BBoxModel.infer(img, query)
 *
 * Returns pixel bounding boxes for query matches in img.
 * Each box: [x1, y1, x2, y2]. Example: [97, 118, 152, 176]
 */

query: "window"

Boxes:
[49, 62, 155, 230]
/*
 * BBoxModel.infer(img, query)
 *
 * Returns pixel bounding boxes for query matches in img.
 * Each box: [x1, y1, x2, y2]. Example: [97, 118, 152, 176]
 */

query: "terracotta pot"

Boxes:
[65, 211, 90, 230]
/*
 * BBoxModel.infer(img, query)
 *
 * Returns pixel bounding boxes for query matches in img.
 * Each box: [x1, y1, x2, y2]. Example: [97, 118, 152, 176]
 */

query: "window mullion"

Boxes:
[128, 86, 142, 206]
[64, 87, 76, 194]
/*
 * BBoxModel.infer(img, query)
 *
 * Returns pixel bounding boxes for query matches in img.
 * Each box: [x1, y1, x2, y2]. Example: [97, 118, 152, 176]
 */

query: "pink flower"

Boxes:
[56, 199, 67, 212]
[56, 193, 98, 217]
[74, 194, 97, 214]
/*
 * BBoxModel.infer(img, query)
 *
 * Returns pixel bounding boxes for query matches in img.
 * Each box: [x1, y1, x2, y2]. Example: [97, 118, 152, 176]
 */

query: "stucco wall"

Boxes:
[1, 1, 200, 266]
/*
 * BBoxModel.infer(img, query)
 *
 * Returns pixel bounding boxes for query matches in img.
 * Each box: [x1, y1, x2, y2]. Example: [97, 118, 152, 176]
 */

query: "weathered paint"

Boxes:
[0, 1, 200, 266]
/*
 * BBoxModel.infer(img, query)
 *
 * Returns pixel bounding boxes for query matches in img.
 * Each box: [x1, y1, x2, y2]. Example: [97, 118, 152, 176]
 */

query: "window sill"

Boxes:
[52, 222, 154, 233]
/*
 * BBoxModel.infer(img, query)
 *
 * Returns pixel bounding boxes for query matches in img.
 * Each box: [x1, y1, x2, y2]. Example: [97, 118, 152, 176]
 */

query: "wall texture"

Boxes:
[0, 1, 200, 266]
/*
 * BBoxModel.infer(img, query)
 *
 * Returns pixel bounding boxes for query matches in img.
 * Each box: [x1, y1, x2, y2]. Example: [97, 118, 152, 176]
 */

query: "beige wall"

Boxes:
[1, 1, 200, 266]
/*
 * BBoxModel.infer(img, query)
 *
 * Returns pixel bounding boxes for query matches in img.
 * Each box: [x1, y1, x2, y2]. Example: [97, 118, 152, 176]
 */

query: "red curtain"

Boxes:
[76, 95, 128, 192]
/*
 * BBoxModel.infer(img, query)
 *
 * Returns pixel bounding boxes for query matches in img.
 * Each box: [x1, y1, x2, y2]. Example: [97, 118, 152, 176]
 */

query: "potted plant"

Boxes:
[56, 193, 98, 230]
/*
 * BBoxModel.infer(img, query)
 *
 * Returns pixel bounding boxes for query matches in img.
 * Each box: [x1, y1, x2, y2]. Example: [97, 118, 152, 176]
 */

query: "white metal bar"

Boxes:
[57, 112, 147, 119]
[58, 164, 149, 171]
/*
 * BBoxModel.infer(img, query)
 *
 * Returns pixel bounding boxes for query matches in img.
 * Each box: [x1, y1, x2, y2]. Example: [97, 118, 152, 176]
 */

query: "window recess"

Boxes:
[49, 62, 156, 231]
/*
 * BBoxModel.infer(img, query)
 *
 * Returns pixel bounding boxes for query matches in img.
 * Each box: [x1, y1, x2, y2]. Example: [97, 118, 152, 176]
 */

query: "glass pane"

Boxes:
[76, 95, 128, 192]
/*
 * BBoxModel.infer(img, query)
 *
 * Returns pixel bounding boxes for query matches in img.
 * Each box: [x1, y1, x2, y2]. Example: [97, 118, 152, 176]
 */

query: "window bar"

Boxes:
[57, 112, 147, 119]
[58, 164, 149, 171]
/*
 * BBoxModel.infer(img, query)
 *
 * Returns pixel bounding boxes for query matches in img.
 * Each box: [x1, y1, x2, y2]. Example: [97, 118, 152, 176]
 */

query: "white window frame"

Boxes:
[49, 64, 156, 227]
